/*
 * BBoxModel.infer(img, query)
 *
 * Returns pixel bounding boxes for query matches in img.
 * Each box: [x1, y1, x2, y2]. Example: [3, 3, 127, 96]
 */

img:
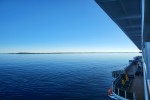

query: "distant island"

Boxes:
[7, 52, 141, 54]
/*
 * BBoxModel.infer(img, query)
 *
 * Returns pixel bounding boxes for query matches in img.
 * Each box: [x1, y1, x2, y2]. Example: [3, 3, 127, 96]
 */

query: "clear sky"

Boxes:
[0, 0, 139, 53]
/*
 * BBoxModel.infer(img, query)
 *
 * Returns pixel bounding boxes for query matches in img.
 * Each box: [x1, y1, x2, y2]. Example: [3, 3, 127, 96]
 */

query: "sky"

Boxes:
[0, 0, 140, 53]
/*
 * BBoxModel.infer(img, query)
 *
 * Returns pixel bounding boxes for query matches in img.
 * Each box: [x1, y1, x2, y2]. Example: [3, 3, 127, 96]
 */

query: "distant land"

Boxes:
[6, 52, 141, 54]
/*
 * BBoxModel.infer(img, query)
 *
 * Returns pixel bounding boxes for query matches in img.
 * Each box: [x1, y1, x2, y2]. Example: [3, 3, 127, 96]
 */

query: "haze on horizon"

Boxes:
[0, 0, 140, 53]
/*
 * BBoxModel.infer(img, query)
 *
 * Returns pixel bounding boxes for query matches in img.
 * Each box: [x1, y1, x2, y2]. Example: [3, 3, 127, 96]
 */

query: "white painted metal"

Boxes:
[142, 58, 149, 100]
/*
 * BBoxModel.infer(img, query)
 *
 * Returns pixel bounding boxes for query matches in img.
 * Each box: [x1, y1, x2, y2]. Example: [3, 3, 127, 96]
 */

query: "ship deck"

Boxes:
[127, 65, 144, 100]
[112, 57, 144, 100]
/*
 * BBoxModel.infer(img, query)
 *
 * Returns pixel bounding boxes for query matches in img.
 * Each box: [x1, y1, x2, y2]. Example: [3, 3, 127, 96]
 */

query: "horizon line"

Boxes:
[0, 51, 141, 54]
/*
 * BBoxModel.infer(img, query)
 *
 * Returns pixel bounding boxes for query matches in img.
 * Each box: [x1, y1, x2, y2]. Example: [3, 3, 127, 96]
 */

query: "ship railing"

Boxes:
[112, 60, 135, 79]
[112, 70, 123, 78]
[111, 58, 138, 99]
[113, 75, 121, 85]
[112, 84, 136, 100]
[112, 73, 135, 99]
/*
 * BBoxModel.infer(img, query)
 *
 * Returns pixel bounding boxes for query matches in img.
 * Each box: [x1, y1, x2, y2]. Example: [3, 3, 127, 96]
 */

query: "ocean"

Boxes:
[0, 53, 140, 100]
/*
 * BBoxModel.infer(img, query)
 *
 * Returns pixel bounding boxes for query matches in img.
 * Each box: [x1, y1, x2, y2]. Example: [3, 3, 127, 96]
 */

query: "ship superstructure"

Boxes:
[95, 0, 150, 100]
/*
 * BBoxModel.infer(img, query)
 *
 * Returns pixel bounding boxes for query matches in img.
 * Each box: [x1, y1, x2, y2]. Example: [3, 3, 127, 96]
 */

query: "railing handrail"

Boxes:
[111, 56, 144, 99]
[113, 85, 135, 99]
[111, 57, 143, 99]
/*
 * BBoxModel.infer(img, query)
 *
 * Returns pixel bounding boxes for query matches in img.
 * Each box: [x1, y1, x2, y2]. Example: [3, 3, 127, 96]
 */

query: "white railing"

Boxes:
[142, 58, 149, 100]
[112, 85, 135, 100]
[111, 59, 137, 100]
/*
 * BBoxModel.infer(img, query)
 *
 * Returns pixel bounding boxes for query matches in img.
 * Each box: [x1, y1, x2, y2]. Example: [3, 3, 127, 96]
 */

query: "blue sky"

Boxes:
[0, 0, 139, 53]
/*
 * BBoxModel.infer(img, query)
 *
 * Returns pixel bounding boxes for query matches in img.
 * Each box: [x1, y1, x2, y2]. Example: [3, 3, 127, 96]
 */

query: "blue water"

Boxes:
[0, 53, 140, 100]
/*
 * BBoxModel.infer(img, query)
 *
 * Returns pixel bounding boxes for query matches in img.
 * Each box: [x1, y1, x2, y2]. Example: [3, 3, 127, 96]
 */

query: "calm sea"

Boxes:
[0, 53, 140, 100]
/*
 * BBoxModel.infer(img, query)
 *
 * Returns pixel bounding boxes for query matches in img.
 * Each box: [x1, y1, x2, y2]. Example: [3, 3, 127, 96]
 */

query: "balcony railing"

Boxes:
[112, 85, 135, 100]
[112, 61, 136, 100]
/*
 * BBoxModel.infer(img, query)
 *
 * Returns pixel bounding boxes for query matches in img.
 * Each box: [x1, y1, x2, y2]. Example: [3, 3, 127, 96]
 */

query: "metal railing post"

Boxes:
[133, 92, 136, 100]
[118, 88, 119, 96]
[114, 86, 115, 93]
[125, 90, 127, 99]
